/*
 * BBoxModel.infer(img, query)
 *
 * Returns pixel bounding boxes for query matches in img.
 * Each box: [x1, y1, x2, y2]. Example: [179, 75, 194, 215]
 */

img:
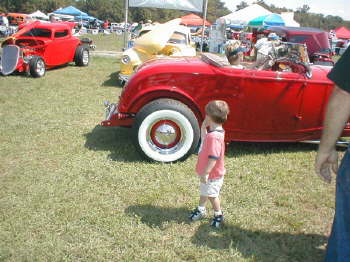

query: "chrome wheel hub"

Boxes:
[148, 119, 182, 153]
[36, 60, 45, 75]
[83, 50, 89, 64]
[154, 124, 177, 146]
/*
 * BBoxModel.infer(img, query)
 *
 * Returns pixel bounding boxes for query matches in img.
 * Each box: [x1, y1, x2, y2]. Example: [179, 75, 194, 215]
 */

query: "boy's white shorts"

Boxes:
[200, 177, 224, 197]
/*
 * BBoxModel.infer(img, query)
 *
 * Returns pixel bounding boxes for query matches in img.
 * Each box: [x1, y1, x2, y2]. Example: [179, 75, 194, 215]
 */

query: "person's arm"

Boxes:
[315, 85, 350, 182]
[200, 159, 217, 184]
[201, 117, 208, 141]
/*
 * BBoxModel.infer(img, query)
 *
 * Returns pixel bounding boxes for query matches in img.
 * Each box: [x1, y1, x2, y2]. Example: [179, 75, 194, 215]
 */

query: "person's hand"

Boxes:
[200, 174, 209, 184]
[315, 148, 339, 183]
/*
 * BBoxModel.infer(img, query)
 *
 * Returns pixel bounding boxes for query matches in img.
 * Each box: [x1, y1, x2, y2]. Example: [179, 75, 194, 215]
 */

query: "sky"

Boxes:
[221, 0, 350, 21]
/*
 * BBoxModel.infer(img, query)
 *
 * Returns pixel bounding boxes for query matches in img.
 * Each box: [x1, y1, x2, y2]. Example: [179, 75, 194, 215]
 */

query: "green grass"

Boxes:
[79, 34, 124, 52]
[0, 56, 343, 262]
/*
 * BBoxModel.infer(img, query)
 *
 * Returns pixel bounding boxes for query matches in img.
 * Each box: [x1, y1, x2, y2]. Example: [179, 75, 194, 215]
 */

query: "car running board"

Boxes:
[302, 140, 349, 148]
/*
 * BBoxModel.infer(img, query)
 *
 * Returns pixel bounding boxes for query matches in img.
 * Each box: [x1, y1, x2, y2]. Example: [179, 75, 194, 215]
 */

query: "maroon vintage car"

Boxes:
[0, 21, 89, 77]
[101, 46, 350, 162]
[269, 26, 334, 66]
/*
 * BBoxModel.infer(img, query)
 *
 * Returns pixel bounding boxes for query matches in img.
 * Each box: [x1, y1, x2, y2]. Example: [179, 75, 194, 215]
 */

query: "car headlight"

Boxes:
[121, 55, 130, 64]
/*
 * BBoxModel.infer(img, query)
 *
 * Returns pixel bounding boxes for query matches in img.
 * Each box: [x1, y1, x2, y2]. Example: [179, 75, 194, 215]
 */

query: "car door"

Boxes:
[45, 29, 75, 66]
[215, 66, 307, 141]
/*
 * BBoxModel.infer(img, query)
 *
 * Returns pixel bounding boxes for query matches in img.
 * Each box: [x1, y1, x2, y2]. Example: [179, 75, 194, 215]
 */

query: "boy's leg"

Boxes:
[209, 197, 221, 213]
[189, 187, 208, 221]
[199, 195, 208, 207]
[209, 196, 224, 228]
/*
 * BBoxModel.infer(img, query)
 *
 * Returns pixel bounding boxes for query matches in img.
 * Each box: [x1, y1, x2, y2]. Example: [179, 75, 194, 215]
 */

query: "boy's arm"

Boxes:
[200, 159, 217, 184]
[201, 118, 208, 140]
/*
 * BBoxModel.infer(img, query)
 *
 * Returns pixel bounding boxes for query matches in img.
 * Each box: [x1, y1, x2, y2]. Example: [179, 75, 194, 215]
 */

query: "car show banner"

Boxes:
[129, 0, 204, 12]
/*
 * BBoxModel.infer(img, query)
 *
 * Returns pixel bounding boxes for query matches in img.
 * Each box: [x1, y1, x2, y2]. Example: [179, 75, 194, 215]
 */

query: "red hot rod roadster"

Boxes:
[0, 21, 89, 77]
[101, 44, 350, 163]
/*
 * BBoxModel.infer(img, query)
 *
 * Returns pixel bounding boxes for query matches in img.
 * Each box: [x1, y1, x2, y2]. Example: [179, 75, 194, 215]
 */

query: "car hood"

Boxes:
[134, 18, 181, 55]
[5, 20, 40, 41]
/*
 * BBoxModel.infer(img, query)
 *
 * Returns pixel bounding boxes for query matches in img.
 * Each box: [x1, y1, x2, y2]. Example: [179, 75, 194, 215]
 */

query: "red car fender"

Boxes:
[121, 86, 203, 123]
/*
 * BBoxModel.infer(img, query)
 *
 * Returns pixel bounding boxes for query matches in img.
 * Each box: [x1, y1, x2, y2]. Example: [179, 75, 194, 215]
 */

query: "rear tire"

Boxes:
[133, 99, 200, 163]
[29, 56, 46, 78]
[75, 45, 89, 66]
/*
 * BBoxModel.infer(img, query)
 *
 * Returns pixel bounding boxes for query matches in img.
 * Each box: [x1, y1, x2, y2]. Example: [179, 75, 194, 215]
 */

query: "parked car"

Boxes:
[101, 43, 350, 162]
[0, 21, 90, 77]
[339, 40, 350, 56]
[0, 16, 8, 37]
[119, 19, 196, 84]
[7, 13, 30, 26]
[269, 26, 334, 66]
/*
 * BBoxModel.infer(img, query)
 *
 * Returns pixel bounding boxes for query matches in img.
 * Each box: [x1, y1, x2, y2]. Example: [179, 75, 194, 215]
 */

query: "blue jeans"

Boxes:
[325, 148, 350, 262]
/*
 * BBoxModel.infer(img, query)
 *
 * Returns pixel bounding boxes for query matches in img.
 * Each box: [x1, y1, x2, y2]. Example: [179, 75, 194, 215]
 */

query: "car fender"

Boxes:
[124, 86, 203, 122]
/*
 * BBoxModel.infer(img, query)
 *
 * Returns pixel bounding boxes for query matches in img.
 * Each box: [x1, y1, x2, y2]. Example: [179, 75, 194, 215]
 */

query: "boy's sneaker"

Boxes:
[189, 208, 206, 221]
[211, 214, 224, 228]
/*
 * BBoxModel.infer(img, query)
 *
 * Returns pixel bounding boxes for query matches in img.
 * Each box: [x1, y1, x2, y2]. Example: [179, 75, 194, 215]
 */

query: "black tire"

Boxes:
[74, 45, 89, 66]
[132, 99, 200, 163]
[29, 56, 46, 78]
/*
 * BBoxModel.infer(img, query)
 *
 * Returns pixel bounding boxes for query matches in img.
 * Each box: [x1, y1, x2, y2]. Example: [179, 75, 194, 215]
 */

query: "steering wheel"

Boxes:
[272, 59, 305, 74]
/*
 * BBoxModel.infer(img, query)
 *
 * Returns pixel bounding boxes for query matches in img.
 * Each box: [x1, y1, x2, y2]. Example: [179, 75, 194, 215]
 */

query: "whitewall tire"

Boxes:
[133, 99, 200, 162]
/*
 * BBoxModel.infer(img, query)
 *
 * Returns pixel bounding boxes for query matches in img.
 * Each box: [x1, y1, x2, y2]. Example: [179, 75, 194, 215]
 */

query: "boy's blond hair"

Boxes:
[205, 100, 229, 124]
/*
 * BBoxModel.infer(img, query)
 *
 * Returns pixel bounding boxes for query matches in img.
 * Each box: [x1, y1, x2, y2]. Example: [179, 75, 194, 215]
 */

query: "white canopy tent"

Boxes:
[29, 10, 49, 20]
[220, 4, 271, 26]
[280, 12, 300, 27]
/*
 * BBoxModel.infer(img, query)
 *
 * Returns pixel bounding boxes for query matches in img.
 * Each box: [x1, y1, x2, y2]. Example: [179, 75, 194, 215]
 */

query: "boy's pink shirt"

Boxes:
[196, 130, 226, 179]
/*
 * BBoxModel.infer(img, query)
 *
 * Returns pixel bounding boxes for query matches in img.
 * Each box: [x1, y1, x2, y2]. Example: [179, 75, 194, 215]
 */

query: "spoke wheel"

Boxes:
[29, 56, 46, 78]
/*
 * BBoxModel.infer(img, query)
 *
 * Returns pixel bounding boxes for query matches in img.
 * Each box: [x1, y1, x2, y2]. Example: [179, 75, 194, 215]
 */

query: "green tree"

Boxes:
[236, 1, 248, 11]
[297, 4, 310, 13]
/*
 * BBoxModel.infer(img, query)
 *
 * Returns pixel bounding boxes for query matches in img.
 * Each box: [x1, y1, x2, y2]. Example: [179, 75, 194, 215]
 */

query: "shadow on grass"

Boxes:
[102, 71, 123, 88]
[192, 223, 326, 262]
[84, 125, 143, 163]
[125, 204, 327, 261]
[226, 142, 320, 158]
[125, 204, 191, 229]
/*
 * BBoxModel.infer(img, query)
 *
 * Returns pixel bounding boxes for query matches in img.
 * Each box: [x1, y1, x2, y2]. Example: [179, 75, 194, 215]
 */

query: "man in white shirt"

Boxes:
[254, 32, 280, 70]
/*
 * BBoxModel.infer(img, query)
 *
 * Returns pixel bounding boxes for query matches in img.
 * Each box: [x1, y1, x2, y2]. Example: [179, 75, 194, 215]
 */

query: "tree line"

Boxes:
[1, 0, 349, 30]
[0, 0, 230, 24]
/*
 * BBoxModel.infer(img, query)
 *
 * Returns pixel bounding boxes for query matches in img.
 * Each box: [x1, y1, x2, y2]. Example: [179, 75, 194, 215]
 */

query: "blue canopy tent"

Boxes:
[74, 15, 97, 22]
[248, 14, 285, 27]
[53, 6, 88, 16]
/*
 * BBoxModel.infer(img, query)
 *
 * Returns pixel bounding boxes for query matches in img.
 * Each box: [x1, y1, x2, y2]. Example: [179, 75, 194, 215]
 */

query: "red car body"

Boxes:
[1, 21, 89, 77]
[101, 54, 350, 162]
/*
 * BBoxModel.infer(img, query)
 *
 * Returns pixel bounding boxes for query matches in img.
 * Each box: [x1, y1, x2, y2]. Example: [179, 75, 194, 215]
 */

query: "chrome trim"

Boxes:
[302, 140, 349, 148]
[118, 73, 130, 83]
[104, 102, 117, 121]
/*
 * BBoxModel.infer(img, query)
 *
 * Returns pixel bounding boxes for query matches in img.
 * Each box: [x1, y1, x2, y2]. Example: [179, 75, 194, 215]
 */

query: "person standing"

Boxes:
[315, 47, 350, 261]
[189, 100, 229, 228]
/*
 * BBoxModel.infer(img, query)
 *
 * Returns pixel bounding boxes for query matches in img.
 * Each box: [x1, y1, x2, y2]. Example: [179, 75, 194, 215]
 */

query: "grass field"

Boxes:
[0, 56, 344, 261]
[79, 33, 124, 52]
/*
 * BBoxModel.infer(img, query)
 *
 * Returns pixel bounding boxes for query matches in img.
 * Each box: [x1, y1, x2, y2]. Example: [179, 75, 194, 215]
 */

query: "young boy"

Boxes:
[189, 100, 229, 228]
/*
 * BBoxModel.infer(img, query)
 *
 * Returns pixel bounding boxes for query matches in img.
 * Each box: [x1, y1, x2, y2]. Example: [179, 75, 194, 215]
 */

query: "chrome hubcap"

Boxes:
[83, 50, 89, 64]
[36, 60, 45, 75]
[154, 124, 177, 146]
[148, 120, 183, 153]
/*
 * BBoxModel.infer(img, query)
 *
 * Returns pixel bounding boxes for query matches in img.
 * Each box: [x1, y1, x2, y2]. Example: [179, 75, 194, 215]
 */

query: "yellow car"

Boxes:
[119, 19, 196, 84]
